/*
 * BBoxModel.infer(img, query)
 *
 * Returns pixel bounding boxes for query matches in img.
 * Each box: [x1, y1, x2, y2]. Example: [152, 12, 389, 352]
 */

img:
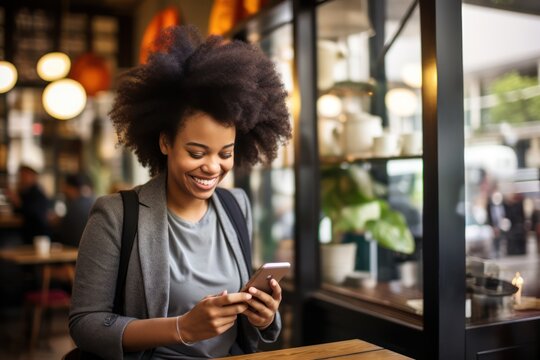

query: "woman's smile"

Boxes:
[189, 175, 219, 190]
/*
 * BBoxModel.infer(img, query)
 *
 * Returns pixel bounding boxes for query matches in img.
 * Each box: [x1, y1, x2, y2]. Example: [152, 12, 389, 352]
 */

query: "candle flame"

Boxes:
[512, 272, 524, 305]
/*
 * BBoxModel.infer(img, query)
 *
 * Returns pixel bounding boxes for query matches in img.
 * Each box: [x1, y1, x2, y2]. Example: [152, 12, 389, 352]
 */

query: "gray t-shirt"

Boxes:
[153, 203, 243, 359]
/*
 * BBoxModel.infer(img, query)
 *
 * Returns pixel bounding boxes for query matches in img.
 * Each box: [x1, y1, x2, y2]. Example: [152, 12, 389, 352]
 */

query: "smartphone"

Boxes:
[241, 262, 291, 294]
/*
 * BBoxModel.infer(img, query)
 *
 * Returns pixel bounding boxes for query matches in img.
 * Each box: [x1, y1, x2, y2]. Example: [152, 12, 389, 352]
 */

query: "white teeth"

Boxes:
[193, 177, 216, 186]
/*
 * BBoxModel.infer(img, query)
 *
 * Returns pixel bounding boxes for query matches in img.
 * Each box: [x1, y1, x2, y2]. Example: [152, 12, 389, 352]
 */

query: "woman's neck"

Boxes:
[166, 183, 209, 222]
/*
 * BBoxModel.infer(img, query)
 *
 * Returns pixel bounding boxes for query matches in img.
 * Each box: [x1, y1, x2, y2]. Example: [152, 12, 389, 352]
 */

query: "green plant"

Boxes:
[320, 165, 415, 254]
[488, 71, 540, 124]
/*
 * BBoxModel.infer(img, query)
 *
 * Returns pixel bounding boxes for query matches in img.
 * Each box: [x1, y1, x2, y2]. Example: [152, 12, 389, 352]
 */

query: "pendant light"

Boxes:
[42, 79, 87, 120]
[0, 61, 18, 93]
[385, 88, 418, 118]
[37, 52, 71, 81]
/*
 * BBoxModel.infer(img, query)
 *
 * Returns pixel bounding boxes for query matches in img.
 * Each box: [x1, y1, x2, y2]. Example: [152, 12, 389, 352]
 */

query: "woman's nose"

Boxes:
[201, 158, 221, 174]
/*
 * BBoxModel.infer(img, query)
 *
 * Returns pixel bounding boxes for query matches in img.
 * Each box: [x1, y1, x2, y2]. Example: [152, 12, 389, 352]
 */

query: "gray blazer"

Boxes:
[69, 174, 281, 359]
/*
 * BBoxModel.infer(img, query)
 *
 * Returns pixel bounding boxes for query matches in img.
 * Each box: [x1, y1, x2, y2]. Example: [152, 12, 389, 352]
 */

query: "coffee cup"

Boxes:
[33, 235, 51, 256]
[401, 132, 422, 155]
[373, 133, 401, 157]
[399, 261, 418, 288]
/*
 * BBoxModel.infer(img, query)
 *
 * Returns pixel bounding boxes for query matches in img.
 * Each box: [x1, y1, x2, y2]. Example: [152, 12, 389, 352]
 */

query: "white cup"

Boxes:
[317, 40, 340, 90]
[399, 261, 418, 288]
[401, 132, 422, 155]
[344, 113, 383, 156]
[373, 133, 401, 157]
[33, 235, 51, 256]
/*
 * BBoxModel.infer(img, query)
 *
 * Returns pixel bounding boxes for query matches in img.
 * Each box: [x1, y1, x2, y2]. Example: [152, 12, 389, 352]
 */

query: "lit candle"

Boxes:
[511, 272, 524, 305]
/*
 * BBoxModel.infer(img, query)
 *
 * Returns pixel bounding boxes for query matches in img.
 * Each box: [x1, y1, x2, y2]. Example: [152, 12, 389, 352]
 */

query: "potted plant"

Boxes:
[320, 165, 415, 284]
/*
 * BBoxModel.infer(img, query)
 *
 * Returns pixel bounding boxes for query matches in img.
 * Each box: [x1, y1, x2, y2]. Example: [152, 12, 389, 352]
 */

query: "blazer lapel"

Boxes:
[136, 174, 170, 318]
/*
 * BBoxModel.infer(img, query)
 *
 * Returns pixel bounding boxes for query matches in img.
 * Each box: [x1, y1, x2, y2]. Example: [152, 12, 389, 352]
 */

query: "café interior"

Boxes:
[0, 0, 539, 359]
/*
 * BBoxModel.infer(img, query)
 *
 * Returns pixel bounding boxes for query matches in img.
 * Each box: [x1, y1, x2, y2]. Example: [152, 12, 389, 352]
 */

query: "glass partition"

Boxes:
[316, 0, 423, 323]
[462, 3, 540, 325]
[242, 23, 296, 276]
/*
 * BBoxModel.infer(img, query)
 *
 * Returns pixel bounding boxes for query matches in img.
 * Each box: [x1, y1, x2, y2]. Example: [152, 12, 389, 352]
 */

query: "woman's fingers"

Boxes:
[269, 279, 283, 301]
[210, 292, 252, 306]
[246, 286, 279, 311]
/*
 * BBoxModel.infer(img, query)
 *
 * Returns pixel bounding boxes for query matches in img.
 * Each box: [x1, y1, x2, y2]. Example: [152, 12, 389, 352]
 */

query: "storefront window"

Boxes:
[317, 0, 423, 323]
[463, 3, 540, 324]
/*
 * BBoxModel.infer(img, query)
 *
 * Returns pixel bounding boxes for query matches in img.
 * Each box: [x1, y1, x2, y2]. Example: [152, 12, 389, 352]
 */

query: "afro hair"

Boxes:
[109, 25, 292, 176]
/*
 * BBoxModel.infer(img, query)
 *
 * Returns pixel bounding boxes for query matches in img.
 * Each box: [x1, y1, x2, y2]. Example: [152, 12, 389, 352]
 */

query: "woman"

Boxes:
[69, 25, 291, 359]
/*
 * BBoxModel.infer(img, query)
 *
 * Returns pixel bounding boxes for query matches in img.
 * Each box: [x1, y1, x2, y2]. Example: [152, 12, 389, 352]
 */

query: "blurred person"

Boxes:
[503, 192, 527, 255]
[69, 25, 291, 359]
[50, 173, 96, 247]
[487, 187, 527, 256]
[486, 189, 506, 257]
[5, 163, 51, 245]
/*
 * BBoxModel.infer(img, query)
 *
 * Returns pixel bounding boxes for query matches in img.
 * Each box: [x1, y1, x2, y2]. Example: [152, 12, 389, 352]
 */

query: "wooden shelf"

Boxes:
[315, 283, 423, 329]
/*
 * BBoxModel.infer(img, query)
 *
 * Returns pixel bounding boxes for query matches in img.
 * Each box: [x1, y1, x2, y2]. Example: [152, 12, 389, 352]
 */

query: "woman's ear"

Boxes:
[159, 133, 169, 155]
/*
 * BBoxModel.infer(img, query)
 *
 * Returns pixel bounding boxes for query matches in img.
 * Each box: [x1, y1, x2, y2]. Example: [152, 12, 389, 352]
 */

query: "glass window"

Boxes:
[243, 24, 296, 275]
[463, 3, 540, 324]
[317, 0, 423, 324]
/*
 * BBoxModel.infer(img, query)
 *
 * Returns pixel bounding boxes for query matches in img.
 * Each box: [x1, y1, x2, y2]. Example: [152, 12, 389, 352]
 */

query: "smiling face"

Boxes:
[160, 111, 235, 212]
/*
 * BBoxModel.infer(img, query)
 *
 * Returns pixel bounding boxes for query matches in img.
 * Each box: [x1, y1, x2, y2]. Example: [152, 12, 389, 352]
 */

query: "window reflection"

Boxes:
[463, 4, 540, 324]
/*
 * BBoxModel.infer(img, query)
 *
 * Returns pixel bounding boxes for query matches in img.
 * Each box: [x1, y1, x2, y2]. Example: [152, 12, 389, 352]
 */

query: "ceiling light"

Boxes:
[42, 79, 87, 120]
[401, 63, 422, 88]
[37, 52, 71, 81]
[0, 61, 18, 93]
[385, 88, 418, 117]
[317, 94, 343, 118]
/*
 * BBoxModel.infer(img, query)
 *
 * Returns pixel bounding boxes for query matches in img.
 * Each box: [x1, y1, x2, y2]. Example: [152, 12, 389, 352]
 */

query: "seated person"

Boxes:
[6, 163, 51, 245]
[50, 173, 96, 247]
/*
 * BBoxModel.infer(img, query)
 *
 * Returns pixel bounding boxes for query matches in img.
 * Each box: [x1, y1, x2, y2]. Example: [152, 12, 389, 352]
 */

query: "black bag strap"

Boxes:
[215, 188, 252, 276]
[114, 190, 139, 314]
[78, 190, 140, 360]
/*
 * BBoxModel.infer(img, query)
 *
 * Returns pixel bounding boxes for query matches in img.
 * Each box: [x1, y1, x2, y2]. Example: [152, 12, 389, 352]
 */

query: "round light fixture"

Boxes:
[42, 79, 87, 120]
[0, 61, 18, 93]
[385, 88, 418, 117]
[70, 53, 111, 96]
[317, 94, 343, 118]
[401, 63, 422, 88]
[37, 52, 71, 81]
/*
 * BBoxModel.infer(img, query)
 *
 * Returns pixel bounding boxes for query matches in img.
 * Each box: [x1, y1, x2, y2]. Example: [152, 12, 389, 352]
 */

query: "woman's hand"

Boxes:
[179, 291, 251, 343]
[243, 279, 282, 330]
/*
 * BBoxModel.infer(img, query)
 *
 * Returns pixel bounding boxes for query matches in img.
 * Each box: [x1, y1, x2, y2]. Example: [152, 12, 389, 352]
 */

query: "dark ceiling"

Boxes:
[4, 0, 145, 15]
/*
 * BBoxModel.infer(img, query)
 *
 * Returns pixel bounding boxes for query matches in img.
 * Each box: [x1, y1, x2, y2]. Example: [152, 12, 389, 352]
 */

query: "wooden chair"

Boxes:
[24, 263, 74, 352]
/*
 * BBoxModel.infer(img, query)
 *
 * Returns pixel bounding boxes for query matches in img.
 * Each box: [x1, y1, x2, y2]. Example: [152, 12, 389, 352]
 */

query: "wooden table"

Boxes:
[0, 244, 78, 265]
[0, 213, 23, 228]
[220, 339, 412, 359]
[0, 244, 78, 351]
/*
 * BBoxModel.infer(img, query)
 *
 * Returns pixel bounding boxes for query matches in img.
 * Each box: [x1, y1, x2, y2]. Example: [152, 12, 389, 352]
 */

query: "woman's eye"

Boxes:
[220, 152, 233, 159]
[189, 152, 204, 159]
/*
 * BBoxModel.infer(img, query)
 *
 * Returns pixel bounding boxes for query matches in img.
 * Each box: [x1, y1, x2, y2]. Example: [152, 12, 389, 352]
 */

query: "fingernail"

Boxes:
[249, 287, 256, 294]
[245, 294, 252, 300]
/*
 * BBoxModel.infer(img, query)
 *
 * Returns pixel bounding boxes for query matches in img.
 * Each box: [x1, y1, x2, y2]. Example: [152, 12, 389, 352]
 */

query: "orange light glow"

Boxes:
[208, 0, 269, 36]
[70, 53, 111, 97]
[140, 6, 181, 64]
